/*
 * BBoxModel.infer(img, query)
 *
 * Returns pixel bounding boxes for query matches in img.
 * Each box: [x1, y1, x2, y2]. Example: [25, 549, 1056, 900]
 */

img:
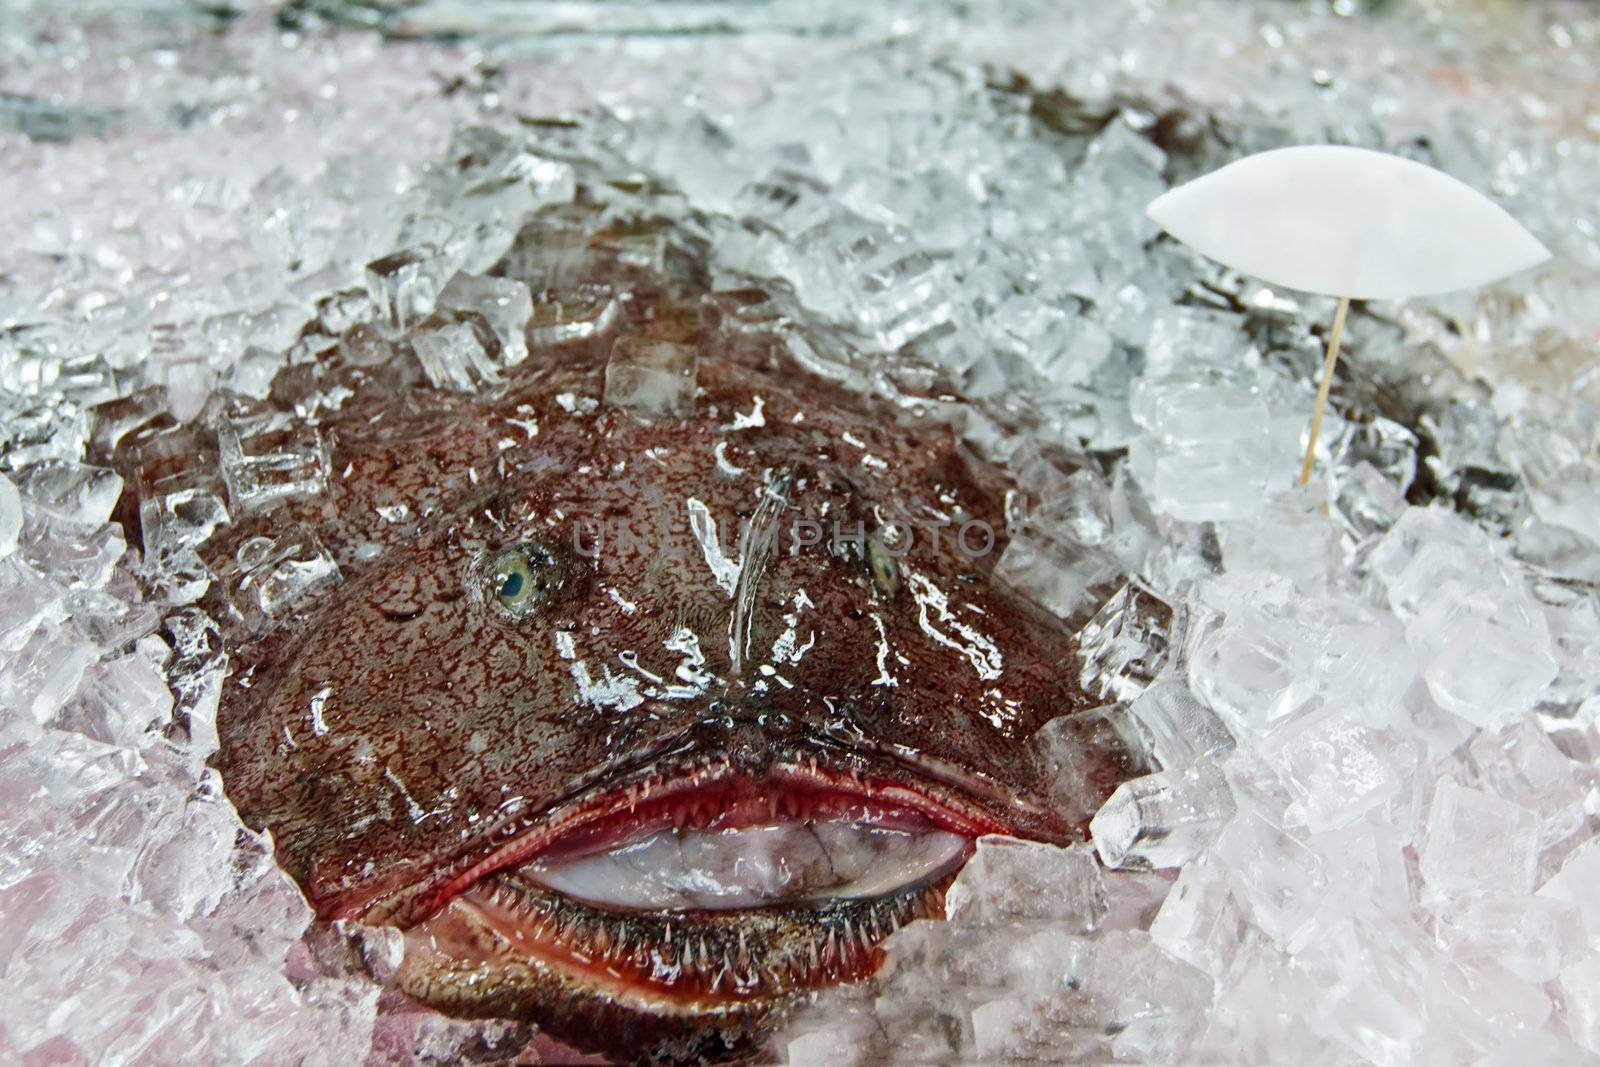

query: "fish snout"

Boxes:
[692, 702, 808, 764]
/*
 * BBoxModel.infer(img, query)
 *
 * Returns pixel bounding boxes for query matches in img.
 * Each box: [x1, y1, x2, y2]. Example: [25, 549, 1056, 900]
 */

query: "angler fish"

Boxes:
[110, 199, 1136, 1063]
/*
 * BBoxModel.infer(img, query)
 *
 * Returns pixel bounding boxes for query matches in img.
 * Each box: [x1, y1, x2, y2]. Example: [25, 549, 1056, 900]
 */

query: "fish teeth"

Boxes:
[760, 958, 788, 995]
[836, 918, 855, 961]
[856, 916, 875, 955]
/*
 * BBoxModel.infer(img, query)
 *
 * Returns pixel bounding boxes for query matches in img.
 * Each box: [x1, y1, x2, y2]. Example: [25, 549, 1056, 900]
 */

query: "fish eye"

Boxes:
[865, 535, 901, 598]
[489, 543, 566, 617]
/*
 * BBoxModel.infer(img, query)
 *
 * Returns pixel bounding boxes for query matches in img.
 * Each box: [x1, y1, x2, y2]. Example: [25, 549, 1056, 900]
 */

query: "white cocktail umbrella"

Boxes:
[1146, 144, 1550, 484]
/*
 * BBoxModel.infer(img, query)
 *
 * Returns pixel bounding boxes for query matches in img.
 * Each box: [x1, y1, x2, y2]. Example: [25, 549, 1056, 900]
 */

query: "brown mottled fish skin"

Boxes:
[116, 206, 1136, 1063]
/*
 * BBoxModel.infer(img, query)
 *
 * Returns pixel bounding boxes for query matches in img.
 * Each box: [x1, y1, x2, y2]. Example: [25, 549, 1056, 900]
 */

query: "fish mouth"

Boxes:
[385, 745, 1040, 1057]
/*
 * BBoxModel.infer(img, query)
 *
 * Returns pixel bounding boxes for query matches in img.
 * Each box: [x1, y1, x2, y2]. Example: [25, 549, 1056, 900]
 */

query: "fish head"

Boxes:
[210, 297, 1139, 1062]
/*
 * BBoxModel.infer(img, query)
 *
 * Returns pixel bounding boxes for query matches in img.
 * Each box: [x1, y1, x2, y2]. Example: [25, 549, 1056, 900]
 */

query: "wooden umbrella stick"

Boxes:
[1299, 295, 1351, 486]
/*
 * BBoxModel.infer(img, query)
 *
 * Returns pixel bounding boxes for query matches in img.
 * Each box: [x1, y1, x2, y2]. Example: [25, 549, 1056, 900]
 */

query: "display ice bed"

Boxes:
[1, 2, 1599, 1065]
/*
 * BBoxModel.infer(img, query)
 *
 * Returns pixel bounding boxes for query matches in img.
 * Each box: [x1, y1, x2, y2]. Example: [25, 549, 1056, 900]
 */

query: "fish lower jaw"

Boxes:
[393, 864, 954, 1053]
[386, 766, 993, 1058]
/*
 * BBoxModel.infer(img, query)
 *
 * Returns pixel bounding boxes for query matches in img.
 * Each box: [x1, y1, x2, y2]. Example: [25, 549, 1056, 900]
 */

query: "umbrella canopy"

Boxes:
[1146, 145, 1550, 301]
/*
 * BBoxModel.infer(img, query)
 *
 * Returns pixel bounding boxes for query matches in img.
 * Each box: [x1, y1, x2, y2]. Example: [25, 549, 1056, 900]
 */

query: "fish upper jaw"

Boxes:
[354, 730, 1058, 930]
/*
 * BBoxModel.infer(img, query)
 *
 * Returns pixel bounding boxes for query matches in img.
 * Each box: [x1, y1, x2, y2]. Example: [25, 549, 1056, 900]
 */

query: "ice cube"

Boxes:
[1130, 364, 1296, 523]
[214, 528, 342, 635]
[1336, 410, 1418, 488]
[134, 427, 231, 604]
[83, 651, 174, 747]
[90, 388, 175, 459]
[992, 522, 1119, 622]
[133, 789, 243, 921]
[781, 1004, 881, 1067]
[789, 216, 954, 348]
[1472, 1032, 1599, 1067]
[527, 288, 622, 348]
[1499, 417, 1600, 541]
[1412, 586, 1558, 728]
[20, 514, 125, 592]
[969, 992, 1106, 1062]
[1218, 485, 1338, 589]
[315, 288, 375, 336]
[1076, 579, 1177, 703]
[270, 977, 381, 1066]
[944, 836, 1107, 931]
[0, 620, 100, 725]
[1, 401, 88, 470]
[1007, 438, 1094, 510]
[437, 272, 533, 365]
[217, 420, 329, 516]
[593, 218, 671, 274]
[0, 473, 24, 557]
[411, 313, 504, 393]
[1367, 505, 1499, 623]
[1186, 572, 1322, 738]
[1469, 716, 1586, 851]
[1436, 954, 1558, 1044]
[879, 918, 1098, 996]
[1090, 759, 1236, 870]
[504, 150, 578, 206]
[993, 297, 1114, 386]
[1099, 867, 1179, 933]
[17, 460, 123, 529]
[994, 465, 1143, 622]
[1559, 956, 1600, 1054]
[870, 989, 980, 1061]
[1142, 305, 1248, 378]
[1212, 812, 1328, 949]
[1149, 857, 1245, 978]
[337, 323, 394, 369]
[364, 249, 449, 335]
[1418, 781, 1540, 898]
[1191, 571, 1419, 736]
[1031, 705, 1149, 825]
[1125, 677, 1236, 771]
[0, 557, 66, 653]
[603, 335, 698, 419]
[1294, 915, 1431, 1065]
[1331, 460, 1411, 543]
[1261, 710, 1414, 833]
[1537, 838, 1600, 946]
[1312, 816, 1414, 916]
[1533, 575, 1600, 715]
[735, 171, 836, 241]
[1432, 891, 1580, 983]
[1088, 930, 1214, 1063]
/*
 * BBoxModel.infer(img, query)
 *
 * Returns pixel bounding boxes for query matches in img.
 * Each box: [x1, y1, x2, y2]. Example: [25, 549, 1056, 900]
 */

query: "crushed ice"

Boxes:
[4, 1, 1600, 1063]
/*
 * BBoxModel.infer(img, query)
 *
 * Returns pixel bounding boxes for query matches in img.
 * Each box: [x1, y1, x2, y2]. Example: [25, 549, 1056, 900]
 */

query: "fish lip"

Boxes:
[353, 730, 1052, 929]
[402, 860, 958, 1013]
